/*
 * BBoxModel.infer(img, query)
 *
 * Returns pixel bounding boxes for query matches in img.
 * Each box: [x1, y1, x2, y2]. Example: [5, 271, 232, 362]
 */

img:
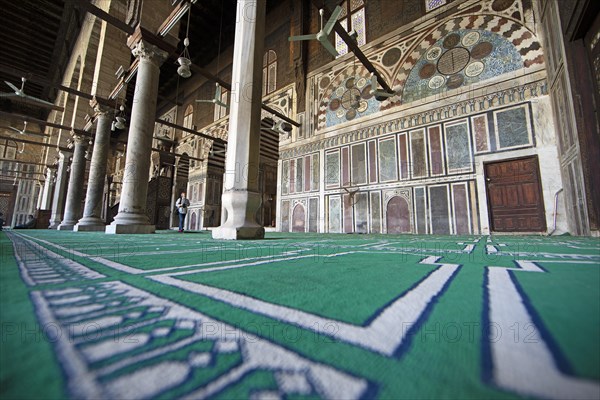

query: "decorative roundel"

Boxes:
[382, 47, 402, 67]
[345, 77, 356, 89]
[356, 77, 367, 89]
[319, 76, 331, 89]
[471, 42, 493, 60]
[361, 85, 374, 99]
[419, 63, 437, 79]
[336, 108, 345, 118]
[443, 33, 461, 49]
[492, 0, 515, 12]
[437, 47, 471, 76]
[329, 98, 341, 111]
[465, 61, 485, 77]
[341, 88, 362, 109]
[446, 74, 465, 89]
[462, 31, 481, 47]
[335, 86, 345, 97]
[280, 98, 287, 107]
[429, 75, 446, 89]
[346, 109, 357, 120]
[357, 101, 368, 113]
[427, 46, 443, 61]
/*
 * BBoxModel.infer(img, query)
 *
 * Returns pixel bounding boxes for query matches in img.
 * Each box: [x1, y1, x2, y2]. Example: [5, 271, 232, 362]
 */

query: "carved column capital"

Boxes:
[131, 40, 168, 67]
[90, 98, 114, 117]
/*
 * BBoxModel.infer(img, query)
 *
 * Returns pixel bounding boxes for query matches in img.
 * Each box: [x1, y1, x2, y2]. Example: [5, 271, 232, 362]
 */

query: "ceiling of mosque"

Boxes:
[0, 0, 85, 120]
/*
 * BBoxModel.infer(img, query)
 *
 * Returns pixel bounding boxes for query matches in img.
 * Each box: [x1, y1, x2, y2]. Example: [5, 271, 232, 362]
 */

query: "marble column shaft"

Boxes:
[212, 0, 266, 240]
[58, 136, 87, 230]
[74, 107, 112, 231]
[106, 41, 167, 234]
[48, 152, 70, 229]
[40, 167, 55, 210]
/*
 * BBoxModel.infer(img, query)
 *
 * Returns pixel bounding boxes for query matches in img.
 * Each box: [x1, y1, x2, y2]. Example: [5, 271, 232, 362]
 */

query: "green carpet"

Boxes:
[1, 230, 598, 399]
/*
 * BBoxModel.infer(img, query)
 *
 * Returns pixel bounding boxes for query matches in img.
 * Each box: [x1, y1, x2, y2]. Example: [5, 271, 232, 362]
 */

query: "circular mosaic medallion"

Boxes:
[437, 47, 471, 75]
[382, 48, 402, 67]
[345, 77, 356, 89]
[465, 61, 485, 77]
[419, 63, 437, 79]
[492, 0, 515, 12]
[427, 46, 443, 61]
[346, 109, 357, 120]
[329, 98, 341, 111]
[335, 86, 345, 97]
[361, 85, 374, 99]
[356, 77, 367, 89]
[280, 98, 287, 107]
[357, 101, 369, 113]
[336, 108, 345, 118]
[341, 88, 361, 109]
[462, 31, 481, 47]
[446, 74, 465, 89]
[443, 33, 461, 49]
[471, 42, 493, 59]
[429, 75, 446, 89]
[319, 76, 331, 89]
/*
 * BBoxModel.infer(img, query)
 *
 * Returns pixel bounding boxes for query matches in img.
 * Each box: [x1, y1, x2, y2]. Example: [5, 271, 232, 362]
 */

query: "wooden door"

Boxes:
[485, 156, 546, 232]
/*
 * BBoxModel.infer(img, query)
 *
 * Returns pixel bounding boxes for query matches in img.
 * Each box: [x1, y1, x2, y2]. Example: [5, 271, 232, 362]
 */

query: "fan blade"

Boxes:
[323, 6, 343, 35]
[215, 100, 229, 109]
[4, 81, 19, 93]
[22, 94, 54, 106]
[373, 90, 395, 98]
[9, 126, 22, 134]
[195, 99, 213, 103]
[0, 92, 17, 97]
[289, 34, 317, 42]
[320, 38, 339, 57]
[370, 73, 378, 94]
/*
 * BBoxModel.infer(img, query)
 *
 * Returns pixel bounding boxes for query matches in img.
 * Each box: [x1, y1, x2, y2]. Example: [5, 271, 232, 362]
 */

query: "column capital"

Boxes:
[131, 40, 169, 67]
[71, 133, 88, 145]
[90, 98, 114, 117]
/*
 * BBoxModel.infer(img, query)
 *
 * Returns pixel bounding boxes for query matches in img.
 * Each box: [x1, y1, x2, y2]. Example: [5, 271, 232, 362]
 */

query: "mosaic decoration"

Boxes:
[325, 75, 381, 127]
[426, 0, 447, 12]
[403, 29, 523, 103]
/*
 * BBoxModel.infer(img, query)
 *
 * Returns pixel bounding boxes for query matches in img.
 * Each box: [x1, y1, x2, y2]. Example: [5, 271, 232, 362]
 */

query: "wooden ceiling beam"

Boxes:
[74, 0, 135, 35]
[0, 134, 70, 152]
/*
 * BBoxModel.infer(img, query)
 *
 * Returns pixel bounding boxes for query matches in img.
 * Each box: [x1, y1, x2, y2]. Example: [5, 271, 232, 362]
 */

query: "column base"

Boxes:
[73, 224, 106, 232]
[212, 226, 265, 240]
[57, 223, 75, 231]
[105, 223, 155, 234]
[48, 219, 62, 229]
[211, 190, 265, 240]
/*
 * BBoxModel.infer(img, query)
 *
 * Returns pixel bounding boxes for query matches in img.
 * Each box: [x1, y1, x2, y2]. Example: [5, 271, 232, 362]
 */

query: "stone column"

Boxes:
[74, 103, 113, 231]
[57, 135, 88, 230]
[106, 40, 167, 234]
[212, 0, 266, 240]
[48, 152, 70, 229]
[39, 168, 55, 209]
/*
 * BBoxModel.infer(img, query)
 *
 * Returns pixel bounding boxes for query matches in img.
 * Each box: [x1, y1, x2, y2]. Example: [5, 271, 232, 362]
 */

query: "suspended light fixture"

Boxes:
[112, 105, 127, 131]
[177, 8, 193, 78]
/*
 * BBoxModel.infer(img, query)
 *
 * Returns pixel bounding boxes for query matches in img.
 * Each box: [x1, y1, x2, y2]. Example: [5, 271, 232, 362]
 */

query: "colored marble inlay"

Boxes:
[495, 106, 531, 149]
[368, 141, 377, 183]
[430, 185, 450, 235]
[399, 134, 409, 179]
[428, 127, 444, 175]
[328, 196, 342, 233]
[473, 115, 489, 152]
[326, 75, 381, 128]
[370, 191, 381, 233]
[445, 122, 471, 172]
[452, 184, 470, 235]
[351, 143, 367, 185]
[410, 130, 427, 178]
[325, 151, 340, 187]
[378, 138, 398, 182]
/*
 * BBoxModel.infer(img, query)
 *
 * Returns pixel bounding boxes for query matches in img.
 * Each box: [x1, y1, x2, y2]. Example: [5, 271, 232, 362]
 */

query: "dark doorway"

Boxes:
[485, 156, 547, 232]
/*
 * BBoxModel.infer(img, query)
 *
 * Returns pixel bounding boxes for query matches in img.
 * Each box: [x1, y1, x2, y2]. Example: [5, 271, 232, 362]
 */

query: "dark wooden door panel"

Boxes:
[485, 157, 547, 232]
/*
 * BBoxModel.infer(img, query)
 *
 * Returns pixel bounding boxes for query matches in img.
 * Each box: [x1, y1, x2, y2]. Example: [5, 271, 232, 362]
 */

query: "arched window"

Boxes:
[183, 104, 194, 131]
[335, 0, 367, 57]
[263, 50, 277, 96]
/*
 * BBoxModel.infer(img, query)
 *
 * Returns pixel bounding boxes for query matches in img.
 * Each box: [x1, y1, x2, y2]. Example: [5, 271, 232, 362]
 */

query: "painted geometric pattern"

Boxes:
[316, 1, 544, 130]
[387, 12, 544, 111]
[2, 231, 599, 399]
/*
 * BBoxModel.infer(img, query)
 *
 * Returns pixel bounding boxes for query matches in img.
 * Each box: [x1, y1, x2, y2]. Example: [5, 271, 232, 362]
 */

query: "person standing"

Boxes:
[175, 192, 190, 232]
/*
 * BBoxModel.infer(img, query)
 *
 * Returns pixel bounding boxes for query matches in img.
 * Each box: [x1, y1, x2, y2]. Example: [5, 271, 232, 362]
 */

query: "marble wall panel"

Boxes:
[472, 115, 490, 153]
[351, 143, 367, 185]
[343, 193, 353, 233]
[445, 121, 472, 173]
[368, 140, 378, 183]
[354, 192, 369, 233]
[429, 185, 451, 234]
[428, 126, 444, 176]
[342, 147, 350, 186]
[281, 200, 290, 232]
[410, 129, 428, 178]
[281, 160, 289, 195]
[399, 134, 409, 179]
[311, 154, 319, 191]
[370, 191, 382, 234]
[292, 203, 306, 232]
[304, 156, 311, 192]
[309, 198, 319, 232]
[328, 196, 342, 233]
[325, 151, 340, 188]
[452, 183, 470, 235]
[494, 105, 532, 149]
[296, 158, 304, 193]
[378, 137, 398, 182]
[414, 187, 427, 234]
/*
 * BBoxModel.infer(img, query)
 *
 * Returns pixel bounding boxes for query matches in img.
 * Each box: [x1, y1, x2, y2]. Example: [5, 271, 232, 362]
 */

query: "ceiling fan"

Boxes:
[369, 73, 396, 100]
[289, 6, 343, 58]
[196, 83, 228, 109]
[0, 77, 55, 107]
[4, 121, 49, 138]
